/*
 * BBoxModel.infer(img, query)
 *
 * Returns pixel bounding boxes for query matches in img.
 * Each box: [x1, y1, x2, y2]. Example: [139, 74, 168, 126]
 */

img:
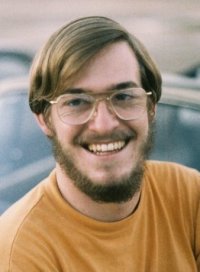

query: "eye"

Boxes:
[67, 98, 88, 107]
[61, 95, 93, 110]
[113, 92, 134, 101]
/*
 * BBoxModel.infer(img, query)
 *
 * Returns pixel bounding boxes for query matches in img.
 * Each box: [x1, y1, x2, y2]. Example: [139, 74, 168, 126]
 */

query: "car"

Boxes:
[150, 84, 200, 170]
[0, 49, 32, 80]
[0, 77, 55, 214]
[0, 76, 199, 214]
[181, 63, 200, 80]
[162, 72, 200, 90]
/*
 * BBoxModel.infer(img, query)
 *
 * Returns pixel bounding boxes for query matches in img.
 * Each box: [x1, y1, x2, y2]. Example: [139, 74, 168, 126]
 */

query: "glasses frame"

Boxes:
[49, 88, 152, 125]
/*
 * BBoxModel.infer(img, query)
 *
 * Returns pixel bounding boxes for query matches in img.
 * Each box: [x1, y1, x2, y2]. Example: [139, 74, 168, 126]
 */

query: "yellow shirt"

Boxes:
[0, 161, 200, 271]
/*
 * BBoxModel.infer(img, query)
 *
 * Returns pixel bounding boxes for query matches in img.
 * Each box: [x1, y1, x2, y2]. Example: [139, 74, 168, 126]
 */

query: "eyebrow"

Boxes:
[110, 81, 140, 91]
[61, 81, 140, 95]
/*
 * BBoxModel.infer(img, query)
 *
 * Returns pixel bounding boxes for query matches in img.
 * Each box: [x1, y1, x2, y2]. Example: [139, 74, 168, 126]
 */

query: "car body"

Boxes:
[0, 76, 199, 214]
[181, 63, 200, 80]
[0, 77, 55, 213]
[162, 72, 200, 90]
[0, 49, 32, 80]
[151, 84, 200, 170]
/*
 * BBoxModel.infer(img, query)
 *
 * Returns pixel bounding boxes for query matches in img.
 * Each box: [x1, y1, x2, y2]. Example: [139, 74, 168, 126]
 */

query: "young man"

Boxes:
[0, 16, 199, 271]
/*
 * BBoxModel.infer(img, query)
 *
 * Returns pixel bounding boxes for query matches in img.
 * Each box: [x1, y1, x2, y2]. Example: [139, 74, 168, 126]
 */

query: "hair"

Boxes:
[29, 16, 162, 114]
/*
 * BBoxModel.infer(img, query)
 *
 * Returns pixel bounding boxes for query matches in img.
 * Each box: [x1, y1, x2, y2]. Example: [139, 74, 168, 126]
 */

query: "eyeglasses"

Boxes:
[49, 88, 152, 125]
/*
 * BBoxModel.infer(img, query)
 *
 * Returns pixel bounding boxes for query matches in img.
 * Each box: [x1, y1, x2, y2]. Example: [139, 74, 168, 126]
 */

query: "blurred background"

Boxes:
[1, 0, 200, 73]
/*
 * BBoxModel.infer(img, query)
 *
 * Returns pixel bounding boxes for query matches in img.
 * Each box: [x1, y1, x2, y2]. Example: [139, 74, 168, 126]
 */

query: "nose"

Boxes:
[87, 100, 120, 134]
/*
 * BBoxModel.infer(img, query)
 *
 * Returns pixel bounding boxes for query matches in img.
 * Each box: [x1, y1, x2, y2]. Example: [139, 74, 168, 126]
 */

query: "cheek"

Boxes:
[54, 126, 77, 145]
[50, 116, 85, 146]
[48, 109, 70, 142]
[128, 113, 150, 136]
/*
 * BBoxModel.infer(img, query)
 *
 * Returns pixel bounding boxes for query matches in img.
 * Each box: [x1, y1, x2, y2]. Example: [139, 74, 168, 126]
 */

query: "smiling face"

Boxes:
[37, 41, 154, 203]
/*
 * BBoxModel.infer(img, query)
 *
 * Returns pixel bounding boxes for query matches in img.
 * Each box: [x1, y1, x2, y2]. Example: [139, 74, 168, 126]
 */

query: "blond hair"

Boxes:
[29, 16, 162, 114]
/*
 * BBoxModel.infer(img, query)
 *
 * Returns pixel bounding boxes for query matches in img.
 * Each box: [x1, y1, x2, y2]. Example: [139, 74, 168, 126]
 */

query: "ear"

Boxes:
[149, 104, 157, 121]
[34, 113, 53, 137]
[152, 104, 157, 115]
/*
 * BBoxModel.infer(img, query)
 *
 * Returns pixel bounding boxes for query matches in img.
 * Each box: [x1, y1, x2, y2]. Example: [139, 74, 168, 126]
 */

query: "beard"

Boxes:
[50, 122, 154, 204]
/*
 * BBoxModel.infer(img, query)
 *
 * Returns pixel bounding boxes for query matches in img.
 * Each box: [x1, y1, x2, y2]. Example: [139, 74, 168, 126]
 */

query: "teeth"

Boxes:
[88, 141, 125, 153]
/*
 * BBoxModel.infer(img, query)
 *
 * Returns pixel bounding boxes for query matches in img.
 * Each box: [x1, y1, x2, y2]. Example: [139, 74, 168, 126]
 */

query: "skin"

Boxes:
[36, 41, 155, 222]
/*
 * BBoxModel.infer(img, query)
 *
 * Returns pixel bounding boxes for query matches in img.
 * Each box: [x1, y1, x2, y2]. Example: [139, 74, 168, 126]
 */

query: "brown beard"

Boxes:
[50, 122, 154, 204]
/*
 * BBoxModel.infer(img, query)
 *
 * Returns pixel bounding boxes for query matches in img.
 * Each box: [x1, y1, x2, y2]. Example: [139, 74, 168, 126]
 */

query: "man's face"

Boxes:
[45, 41, 154, 203]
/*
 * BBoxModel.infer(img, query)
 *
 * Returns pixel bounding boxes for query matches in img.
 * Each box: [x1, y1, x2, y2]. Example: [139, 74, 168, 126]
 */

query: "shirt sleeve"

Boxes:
[196, 200, 200, 271]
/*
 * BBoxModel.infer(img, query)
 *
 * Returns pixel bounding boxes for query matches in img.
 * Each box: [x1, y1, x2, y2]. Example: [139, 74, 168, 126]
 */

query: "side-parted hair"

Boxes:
[29, 16, 162, 114]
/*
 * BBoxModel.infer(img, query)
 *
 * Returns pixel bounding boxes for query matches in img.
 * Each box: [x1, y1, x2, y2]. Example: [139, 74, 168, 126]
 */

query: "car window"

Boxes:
[150, 103, 200, 171]
[0, 52, 31, 79]
[0, 91, 51, 177]
[0, 60, 29, 79]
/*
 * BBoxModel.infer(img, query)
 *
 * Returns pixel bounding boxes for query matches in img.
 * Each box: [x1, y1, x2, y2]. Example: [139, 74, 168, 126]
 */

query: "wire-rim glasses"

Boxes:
[49, 87, 152, 125]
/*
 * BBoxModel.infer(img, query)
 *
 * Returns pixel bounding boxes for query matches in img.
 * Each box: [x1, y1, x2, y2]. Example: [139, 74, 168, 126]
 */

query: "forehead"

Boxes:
[70, 41, 141, 93]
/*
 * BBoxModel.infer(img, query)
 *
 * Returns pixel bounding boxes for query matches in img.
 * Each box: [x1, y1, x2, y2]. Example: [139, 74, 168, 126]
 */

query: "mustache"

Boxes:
[75, 130, 137, 145]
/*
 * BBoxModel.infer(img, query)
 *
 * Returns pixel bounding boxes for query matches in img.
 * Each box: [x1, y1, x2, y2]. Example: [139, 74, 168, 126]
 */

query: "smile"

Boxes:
[88, 141, 126, 154]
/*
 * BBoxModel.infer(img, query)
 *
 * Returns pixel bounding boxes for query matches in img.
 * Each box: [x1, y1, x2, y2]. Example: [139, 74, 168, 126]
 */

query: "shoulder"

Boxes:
[0, 178, 45, 240]
[145, 160, 200, 183]
[144, 160, 200, 202]
[143, 161, 200, 257]
[0, 176, 47, 223]
[0, 173, 52, 270]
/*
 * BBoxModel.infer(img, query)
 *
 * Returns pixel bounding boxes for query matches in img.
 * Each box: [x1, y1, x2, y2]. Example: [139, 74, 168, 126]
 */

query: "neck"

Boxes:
[55, 164, 141, 222]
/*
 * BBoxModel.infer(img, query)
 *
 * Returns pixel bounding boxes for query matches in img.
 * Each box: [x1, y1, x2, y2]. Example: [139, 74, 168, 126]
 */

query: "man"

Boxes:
[0, 16, 199, 271]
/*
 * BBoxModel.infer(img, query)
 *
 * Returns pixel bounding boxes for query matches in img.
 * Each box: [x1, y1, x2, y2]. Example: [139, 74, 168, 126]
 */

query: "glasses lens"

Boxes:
[54, 88, 149, 125]
[111, 88, 148, 120]
[57, 94, 94, 125]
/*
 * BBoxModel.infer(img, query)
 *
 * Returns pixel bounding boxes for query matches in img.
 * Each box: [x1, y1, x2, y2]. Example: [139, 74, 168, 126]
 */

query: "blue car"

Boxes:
[0, 50, 32, 80]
